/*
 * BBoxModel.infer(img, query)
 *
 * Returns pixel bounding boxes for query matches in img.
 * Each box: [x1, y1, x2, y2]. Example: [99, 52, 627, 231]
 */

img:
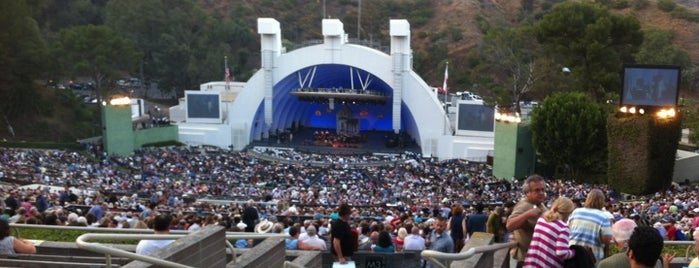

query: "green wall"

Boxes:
[102, 104, 178, 157]
[102, 105, 135, 157]
[493, 121, 536, 181]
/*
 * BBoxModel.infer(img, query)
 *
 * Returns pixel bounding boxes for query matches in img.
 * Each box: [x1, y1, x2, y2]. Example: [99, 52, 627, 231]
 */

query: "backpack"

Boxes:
[564, 245, 596, 268]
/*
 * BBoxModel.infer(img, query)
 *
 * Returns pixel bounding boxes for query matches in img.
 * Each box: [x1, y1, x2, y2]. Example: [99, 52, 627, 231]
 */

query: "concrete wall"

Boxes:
[124, 225, 227, 268]
[321, 251, 422, 268]
[228, 237, 286, 268]
[674, 153, 699, 181]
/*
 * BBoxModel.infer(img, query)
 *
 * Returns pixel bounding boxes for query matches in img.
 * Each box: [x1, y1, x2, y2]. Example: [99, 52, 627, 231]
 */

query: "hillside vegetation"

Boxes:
[1, 0, 699, 142]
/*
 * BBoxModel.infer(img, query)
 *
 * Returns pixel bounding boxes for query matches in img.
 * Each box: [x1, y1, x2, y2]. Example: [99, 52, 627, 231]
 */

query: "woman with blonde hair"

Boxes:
[568, 189, 612, 261]
[523, 197, 576, 268]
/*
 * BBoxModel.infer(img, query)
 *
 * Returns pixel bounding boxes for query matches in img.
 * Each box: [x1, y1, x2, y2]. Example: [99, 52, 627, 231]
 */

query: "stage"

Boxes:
[248, 128, 421, 155]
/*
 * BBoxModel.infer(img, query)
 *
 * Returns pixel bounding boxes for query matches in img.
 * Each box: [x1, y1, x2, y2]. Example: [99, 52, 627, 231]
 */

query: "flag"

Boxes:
[225, 56, 231, 86]
[442, 62, 448, 95]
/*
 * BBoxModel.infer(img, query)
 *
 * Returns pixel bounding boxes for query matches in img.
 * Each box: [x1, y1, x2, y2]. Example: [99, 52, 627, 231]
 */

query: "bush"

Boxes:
[632, 0, 650, 10]
[612, 0, 630, 9]
[671, 6, 699, 22]
[657, 0, 677, 12]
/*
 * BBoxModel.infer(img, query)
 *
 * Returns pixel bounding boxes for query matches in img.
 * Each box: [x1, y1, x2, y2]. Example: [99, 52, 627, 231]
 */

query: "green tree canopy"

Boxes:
[106, 0, 246, 95]
[634, 28, 691, 67]
[530, 92, 609, 180]
[477, 26, 547, 114]
[0, 1, 49, 119]
[535, 1, 643, 101]
[52, 24, 140, 99]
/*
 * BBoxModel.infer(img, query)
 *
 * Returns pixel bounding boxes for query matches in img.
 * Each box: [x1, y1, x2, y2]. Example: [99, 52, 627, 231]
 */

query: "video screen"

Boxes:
[621, 65, 680, 107]
[186, 91, 221, 123]
[457, 103, 495, 132]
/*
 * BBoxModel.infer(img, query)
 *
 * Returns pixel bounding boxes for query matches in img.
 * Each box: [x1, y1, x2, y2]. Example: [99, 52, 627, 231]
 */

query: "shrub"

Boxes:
[632, 0, 650, 10]
[657, 0, 677, 12]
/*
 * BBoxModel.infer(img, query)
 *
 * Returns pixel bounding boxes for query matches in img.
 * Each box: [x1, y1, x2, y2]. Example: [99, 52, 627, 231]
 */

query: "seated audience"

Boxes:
[136, 214, 174, 255]
[372, 231, 395, 253]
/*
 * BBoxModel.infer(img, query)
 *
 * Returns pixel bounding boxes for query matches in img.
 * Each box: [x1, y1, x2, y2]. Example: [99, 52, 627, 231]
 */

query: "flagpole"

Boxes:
[443, 61, 449, 109]
[224, 56, 230, 90]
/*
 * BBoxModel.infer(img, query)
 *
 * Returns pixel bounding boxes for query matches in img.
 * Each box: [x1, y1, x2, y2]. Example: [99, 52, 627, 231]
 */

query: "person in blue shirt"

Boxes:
[285, 226, 300, 250]
[426, 217, 454, 268]
[87, 202, 107, 221]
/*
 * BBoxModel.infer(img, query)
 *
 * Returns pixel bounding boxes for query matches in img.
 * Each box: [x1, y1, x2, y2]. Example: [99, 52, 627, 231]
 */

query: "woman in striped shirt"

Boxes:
[523, 197, 576, 268]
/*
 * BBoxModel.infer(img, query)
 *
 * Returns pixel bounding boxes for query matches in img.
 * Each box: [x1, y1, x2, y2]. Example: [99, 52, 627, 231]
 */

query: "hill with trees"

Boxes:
[1, 0, 699, 143]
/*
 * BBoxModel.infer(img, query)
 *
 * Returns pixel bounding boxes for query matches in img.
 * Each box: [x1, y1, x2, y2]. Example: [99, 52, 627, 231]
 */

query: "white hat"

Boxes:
[693, 208, 699, 213]
[255, 219, 274, 233]
[236, 222, 247, 230]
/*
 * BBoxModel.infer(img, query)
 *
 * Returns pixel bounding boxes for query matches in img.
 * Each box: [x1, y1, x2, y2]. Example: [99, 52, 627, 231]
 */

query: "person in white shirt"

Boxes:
[403, 226, 426, 251]
[136, 214, 175, 255]
[299, 225, 326, 251]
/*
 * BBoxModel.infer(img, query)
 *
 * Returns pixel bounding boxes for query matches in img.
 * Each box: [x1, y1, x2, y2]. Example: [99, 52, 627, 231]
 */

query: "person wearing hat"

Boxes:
[255, 219, 274, 234]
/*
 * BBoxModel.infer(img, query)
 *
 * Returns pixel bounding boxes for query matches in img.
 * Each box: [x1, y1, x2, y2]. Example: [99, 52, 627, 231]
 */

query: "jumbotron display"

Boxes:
[456, 101, 495, 137]
[185, 91, 222, 123]
[621, 64, 680, 108]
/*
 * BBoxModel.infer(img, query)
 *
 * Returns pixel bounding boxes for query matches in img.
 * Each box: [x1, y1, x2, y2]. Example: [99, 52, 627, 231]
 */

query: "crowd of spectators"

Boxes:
[1, 145, 699, 256]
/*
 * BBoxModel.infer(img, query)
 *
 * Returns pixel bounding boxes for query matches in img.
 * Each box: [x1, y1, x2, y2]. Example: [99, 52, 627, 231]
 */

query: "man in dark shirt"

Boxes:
[241, 199, 259, 233]
[4, 190, 18, 216]
[331, 203, 356, 264]
[466, 203, 488, 237]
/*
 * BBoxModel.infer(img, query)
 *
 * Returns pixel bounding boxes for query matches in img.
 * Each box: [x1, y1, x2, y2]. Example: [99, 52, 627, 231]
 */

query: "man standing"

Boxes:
[331, 204, 356, 264]
[425, 217, 454, 268]
[467, 203, 488, 237]
[506, 175, 547, 268]
[241, 200, 258, 233]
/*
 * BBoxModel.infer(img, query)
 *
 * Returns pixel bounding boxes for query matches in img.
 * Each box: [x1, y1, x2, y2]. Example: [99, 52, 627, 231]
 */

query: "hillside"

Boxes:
[416, 0, 699, 74]
[4, 0, 699, 143]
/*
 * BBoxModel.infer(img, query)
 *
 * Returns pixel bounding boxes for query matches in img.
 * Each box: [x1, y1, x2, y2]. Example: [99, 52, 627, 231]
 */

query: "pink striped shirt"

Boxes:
[523, 217, 576, 268]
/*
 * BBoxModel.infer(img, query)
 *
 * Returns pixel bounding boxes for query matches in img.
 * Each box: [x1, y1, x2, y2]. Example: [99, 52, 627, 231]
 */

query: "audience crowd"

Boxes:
[1, 146, 698, 262]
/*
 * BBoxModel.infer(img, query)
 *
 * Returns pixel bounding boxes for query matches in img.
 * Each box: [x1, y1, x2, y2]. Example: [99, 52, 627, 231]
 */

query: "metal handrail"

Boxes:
[662, 240, 695, 260]
[77, 233, 193, 268]
[10, 224, 288, 267]
[422, 240, 697, 267]
[421, 241, 517, 268]
[76, 232, 289, 268]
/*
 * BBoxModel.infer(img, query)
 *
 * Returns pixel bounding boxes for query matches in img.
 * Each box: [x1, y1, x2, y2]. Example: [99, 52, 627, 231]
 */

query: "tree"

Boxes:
[52, 25, 139, 101]
[477, 26, 546, 114]
[106, 0, 241, 96]
[535, 1, 643, 101]
[0, 1, 49, 121]
[634, 28, 691, 67]
[530, 92, 609, 180]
